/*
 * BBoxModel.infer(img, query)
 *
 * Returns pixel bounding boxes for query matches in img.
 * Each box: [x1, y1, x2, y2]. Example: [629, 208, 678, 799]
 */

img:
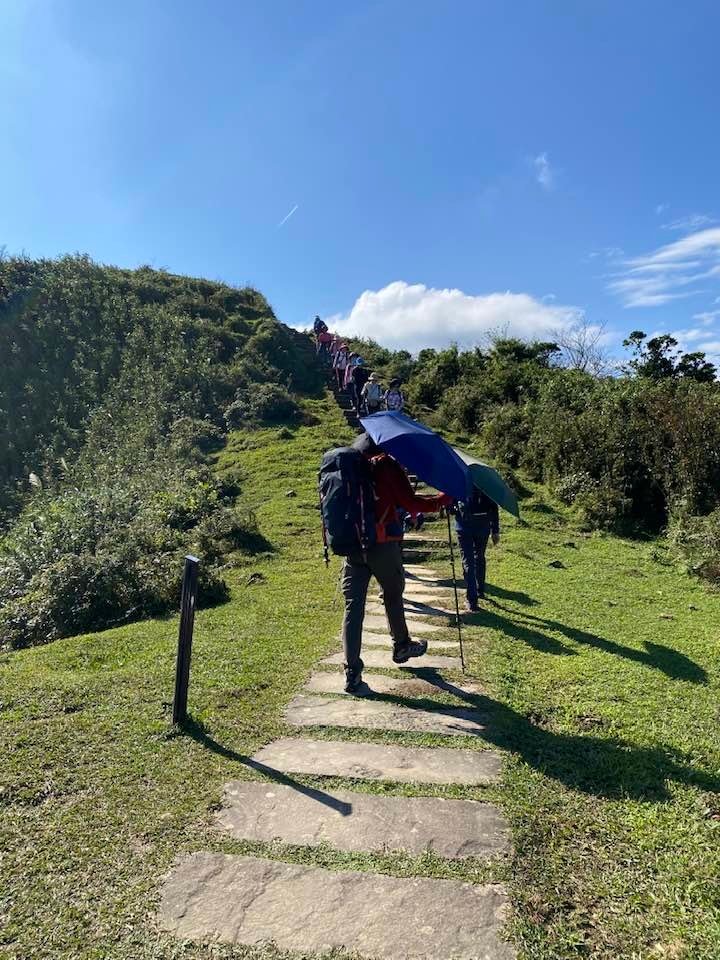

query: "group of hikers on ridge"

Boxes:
[317, 315, 502, 695]
[313, 316, 404, 416]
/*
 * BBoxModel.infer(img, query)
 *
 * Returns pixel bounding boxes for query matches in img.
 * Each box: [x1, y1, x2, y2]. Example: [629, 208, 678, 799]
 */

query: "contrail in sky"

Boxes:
[277, 203, 299, 228]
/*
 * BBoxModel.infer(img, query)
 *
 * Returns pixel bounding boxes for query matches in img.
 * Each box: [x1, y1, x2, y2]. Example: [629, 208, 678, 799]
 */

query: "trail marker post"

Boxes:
[172, 555, 200, 726]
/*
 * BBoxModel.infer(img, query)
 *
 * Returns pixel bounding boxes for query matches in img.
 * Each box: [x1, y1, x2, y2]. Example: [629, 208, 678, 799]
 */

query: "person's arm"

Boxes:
[382, 459, 451, 514]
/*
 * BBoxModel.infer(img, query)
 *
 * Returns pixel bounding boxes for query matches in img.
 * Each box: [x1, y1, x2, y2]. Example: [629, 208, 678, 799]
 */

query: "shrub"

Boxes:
[224, 384, 301, 427]
[0, 457, 244, 649]
[554, 471, 597, 505]
[667, 510, 720, 583]
[574, 481, 633, 532]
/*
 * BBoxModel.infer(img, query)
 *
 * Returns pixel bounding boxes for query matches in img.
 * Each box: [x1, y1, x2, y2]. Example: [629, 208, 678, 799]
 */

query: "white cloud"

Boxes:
[277, 203, 299, 228]
[693, 309, 720, 325]
[662, 213, 716, 233]
[326, 281, 582, 352]
[608, 227, 720, 307]
[533, 152, 554, 191]
[586, 246, 624, 262]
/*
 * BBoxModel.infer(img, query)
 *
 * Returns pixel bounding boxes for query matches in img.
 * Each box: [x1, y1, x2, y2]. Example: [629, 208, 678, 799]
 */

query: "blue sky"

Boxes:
[2, 0, 719, 358]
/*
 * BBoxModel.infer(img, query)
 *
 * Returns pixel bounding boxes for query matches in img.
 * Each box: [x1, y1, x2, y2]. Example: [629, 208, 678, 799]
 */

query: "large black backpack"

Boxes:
[319, 447, 376, 559]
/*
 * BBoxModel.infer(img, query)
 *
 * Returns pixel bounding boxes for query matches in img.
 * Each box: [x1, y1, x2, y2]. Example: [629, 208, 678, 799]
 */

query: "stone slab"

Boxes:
[304, 671, 483, 699]
[362, 614, 437, 634]
[366, 603, 456, 619]
[158, 852, 515, 959]
[399, 592, 457, 605]
[285, 694, 487, 737]
[403, 537, 448, 546]
[253, 737, 502, 785]
[404, 565, 440, 576]
[215, 782, 509, 859]
[354, 632, 457, 650]
[322, 649, 462, 671]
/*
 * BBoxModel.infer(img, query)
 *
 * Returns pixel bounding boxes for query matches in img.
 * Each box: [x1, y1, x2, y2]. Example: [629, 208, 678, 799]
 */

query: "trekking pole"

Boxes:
[445, 511, 465, 672]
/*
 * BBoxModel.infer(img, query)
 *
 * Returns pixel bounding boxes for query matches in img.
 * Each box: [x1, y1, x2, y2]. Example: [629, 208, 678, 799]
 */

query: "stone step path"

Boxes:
[158, 853, 514, 959]
[322, 649, 463, 671]
[252, 737, 503, 785]
[363, 613, 437, 633]
[215, 782, 509, 858]
[367, 602, 456, 619]
[356, 632, 458, 650]
[285, 694, 488, 737]
[304, 670, 483, 698]
[157, 542, 515, 958]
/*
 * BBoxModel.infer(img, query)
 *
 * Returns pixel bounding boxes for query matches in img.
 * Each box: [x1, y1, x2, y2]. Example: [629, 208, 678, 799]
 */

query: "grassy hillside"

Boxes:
[2, 393, 719, 959]
[0, 256, 322, 649]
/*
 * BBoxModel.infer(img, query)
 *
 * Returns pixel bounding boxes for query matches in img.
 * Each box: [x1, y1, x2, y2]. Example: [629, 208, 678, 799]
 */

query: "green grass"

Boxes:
[1, 393, 719, 959]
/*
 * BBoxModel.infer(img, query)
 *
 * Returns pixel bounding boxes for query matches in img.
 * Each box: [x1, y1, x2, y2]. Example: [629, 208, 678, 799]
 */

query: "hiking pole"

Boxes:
[445, 511, 465, 672]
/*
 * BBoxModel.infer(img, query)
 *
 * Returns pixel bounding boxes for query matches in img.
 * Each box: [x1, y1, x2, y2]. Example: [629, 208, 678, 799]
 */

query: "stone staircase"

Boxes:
[156, 384, 514, 957]
[157, 552, 515, 958]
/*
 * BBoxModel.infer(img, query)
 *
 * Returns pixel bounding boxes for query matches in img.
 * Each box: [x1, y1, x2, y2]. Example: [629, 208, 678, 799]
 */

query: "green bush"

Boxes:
[554, 471, 597, 505]
[0, 453, 242, 649]
[667, 509, 720, 583]
[574, 481, 633, 532]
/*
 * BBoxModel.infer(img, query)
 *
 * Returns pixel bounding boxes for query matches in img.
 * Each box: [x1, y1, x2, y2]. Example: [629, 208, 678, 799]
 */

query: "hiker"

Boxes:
[317, 328, 333, 359]
[313, 315, 328, 337]
[343, 353, 357, 392]
[350, 359, 370, 414]
[383, 378, 404, 412]
[361, 373, 383, 414]
[321, 433, 452, 693]
[453, 488, 500, 611]
[333, 344, 349, 391]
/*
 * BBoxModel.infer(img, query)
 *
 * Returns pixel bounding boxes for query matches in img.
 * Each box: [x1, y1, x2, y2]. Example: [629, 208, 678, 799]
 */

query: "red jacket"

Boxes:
[370, 454, 449, 542]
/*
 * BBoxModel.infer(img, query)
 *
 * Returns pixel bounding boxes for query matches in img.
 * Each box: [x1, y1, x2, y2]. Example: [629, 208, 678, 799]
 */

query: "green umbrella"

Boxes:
[453, 448, 520, 518]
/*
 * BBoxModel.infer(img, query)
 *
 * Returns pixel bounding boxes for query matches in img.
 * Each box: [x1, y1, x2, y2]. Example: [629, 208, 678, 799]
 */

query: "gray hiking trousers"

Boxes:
[341, 542, 410, 673]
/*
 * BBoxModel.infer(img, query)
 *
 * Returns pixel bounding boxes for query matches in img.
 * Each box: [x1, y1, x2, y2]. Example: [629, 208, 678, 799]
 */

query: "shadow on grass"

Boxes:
[485, 584, 540, 607]
[180, 716, 352, 816]
[475, 603, 707, 684]
[355, 670, 720, 802]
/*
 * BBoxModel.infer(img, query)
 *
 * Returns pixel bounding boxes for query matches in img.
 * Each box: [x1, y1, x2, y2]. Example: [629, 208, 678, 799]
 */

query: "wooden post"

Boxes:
[172, 555, 199, 725]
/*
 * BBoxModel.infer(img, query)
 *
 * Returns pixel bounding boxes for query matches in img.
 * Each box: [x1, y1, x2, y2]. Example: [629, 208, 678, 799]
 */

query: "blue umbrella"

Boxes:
[359, 411, 472, 502]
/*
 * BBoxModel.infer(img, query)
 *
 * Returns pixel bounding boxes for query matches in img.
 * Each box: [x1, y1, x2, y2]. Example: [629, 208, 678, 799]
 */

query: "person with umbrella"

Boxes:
[341, 433, 452, 693]
[452, 491, 500, 611]
[451, 448, 519, 612]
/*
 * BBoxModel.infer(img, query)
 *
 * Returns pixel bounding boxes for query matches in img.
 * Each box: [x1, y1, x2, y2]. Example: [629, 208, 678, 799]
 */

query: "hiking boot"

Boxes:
[344, 661, 365, 694]
[464, 600, 480, 612]
[392, 639, 428, 664]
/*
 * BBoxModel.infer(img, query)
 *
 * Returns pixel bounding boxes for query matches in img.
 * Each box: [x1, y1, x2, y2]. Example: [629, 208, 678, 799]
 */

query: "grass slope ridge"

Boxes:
[0, 255, 322, 648]
[1, 394, 719, 959]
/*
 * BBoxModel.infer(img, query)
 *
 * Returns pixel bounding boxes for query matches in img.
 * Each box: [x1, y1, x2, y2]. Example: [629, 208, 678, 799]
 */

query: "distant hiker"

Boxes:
[333, 345, 349, 391]
[361, 373, 383, 414]
[453, 489, 500, 611]
[350, 360, 370, 414]
[317, 329, 333, 359]
[313, 315, 328, 336]
[343, 353, 357, 392]
[384, 378, 404, 412]
[319, 433, 452, 693]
